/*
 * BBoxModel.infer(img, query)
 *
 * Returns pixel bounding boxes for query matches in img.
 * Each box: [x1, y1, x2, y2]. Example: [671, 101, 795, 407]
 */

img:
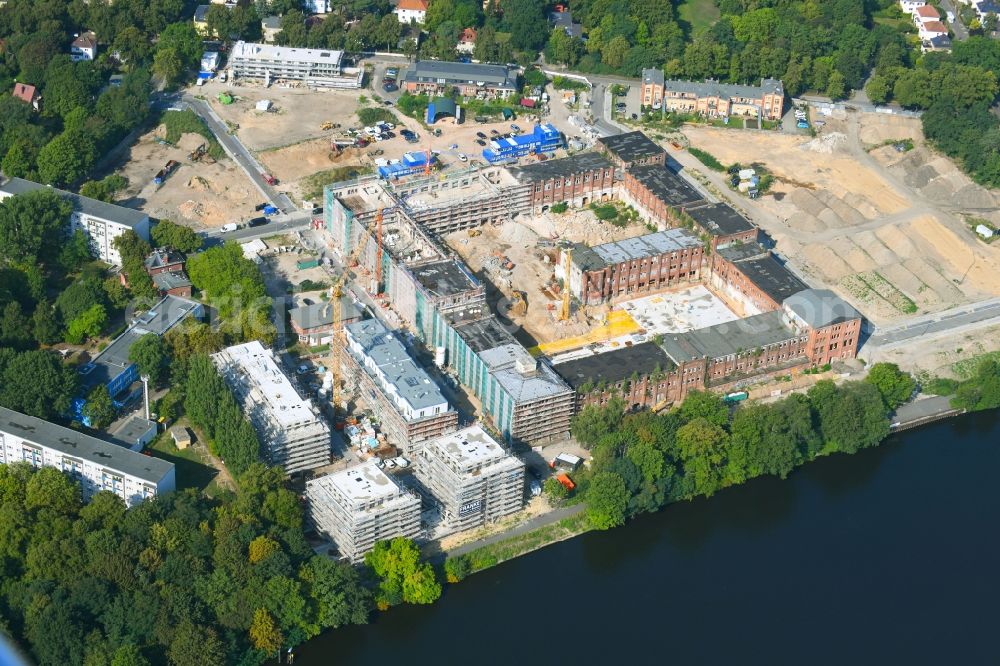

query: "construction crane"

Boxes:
[330, 237, 369, 414]
[560, 247, 572, 321]
[375, 207, 384, 297]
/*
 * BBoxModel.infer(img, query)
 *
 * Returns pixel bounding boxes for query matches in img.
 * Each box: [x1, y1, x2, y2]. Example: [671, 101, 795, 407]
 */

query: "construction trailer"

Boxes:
[482, 123, 563, 163]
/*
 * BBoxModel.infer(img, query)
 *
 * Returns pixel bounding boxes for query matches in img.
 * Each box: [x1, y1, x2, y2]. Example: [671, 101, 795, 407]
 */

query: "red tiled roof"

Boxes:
[396, 0, 428, 10]
[921, 19, 948, 32]
[915, 5, 940, 17]
[459, 27, 477, 43]
[12, 83, 37, 103]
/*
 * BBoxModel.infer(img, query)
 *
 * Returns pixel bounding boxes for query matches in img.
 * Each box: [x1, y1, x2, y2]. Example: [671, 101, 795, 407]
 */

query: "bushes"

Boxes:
[550, 202, 569, 214]
[357, 107, 398, 126]
[951, 359, 1000, 413]
[160, 109, 224, 159]
[688, 147, 726, 171]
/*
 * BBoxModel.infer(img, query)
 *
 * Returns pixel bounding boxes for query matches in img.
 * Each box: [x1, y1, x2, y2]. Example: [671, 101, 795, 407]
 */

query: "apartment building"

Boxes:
[213, 341, 331, 474]
[0, 177, 150, 267]
[229, 41, 362, 88]
[415, 425, 525, 531]
[0, 406, 175, 507]
[306, 462, 421, 563]
[343, 319, 458, 450]
[597, 130, 667, 169]
[640, 76, 785, 121]
[506, 152, 616, 213]
[560, 228, 705, 305]
[402, 61, 519, 99]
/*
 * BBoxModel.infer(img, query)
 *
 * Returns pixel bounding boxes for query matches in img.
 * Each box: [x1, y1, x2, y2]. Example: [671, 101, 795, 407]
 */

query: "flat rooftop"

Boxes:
[661, 310, 799, 363]
[732, 254, 807, 304]
[591, 228, 702, 266]
[598, 131, 665, 163]
[111, 414, 156, 444]
[626, 165, 706, 208]
[231, 41, 344, 68]
[309, 461, 399, 502]
[409, 259, 481, 299]
[508, 153, 612, 184]
[345, 319, 448, 412]
[553, 341, 675, 390]
[685, 202, 756, 236]
[486, 346, 574, 402]
[0, 177, 148, 228]
[424, 424, 508, 470]
[404, 60, 517, 88]
[718, 241, 768, 263]
[784, 288, 862, 328]
[0, 406, 173, 483]
[452, 314, 516, 353]
[212, 341, 323, 428]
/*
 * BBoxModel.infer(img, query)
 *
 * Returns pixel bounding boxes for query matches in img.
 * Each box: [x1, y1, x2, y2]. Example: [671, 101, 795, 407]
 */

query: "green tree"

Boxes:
[84, 385, 117, 429]
[825, 70, 846, 100]
[111, 645, 149, 666]
[0, 349, 79, 419]
[586, 471, 629, 529]
[728, 402, 801, 482]
[0, 301, 33, 349]
[2, 138, 38, 179]
[444, 555, 472, 582]
[153, 47, 184, 86]
[298, 555, 372, 629]
[168, 622, 224, 666]
[365, 537, 441, 608]
[952, 359, 1000, 412]
[864, 362, 916, 409]
[0, 189, 72, 266]
[151, 220, 203, 253]
[571, 397, 624, 447]
[278, 10, 309, 47]
[808, 380, 889, 454]
[128, 333, 166, 385]
[249, 608, 284, 654]
[676, 390, 729, 427]
[37, 130, 97, 187]
[32, 300, 62, 345]
[184, 354, 227, 439]
[676, 417, 730, 496]
[58, 230, 94, 272]
[865, 74, 891, 105]
[57, 275, 106, 323]
[66, 303, 108, 344]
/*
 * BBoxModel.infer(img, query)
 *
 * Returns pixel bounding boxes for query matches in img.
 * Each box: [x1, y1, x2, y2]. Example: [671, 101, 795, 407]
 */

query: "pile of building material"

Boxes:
[801, 132, 847, 154]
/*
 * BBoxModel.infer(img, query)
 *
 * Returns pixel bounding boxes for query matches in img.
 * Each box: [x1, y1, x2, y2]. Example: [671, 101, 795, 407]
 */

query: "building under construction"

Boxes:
[306, 462, 421, 563]
[212, 341, 331, 473]
[415, 425, 525, 531]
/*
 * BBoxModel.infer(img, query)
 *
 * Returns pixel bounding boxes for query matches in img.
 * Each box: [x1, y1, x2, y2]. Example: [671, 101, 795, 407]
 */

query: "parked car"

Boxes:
[247, 216, 268, 227]
[476, 139, 486, 146]
[382, 81, 397, 92]
[385, 68, 399, 77]
[458, 153, 467, 162]
[510, 123, 521, 131]
[476, 131, 487, 139]
[384, 100, 394, 106]
[490, 128, 499, 135]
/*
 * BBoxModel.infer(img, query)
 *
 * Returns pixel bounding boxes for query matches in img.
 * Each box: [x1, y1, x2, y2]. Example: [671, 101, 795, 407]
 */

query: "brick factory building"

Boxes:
[597, 131, 667, 169]
[621, 164, 707, 229]
[683, 203, 759, 249]
[710, 243, 808, 316]
[507, 152, 616, 213]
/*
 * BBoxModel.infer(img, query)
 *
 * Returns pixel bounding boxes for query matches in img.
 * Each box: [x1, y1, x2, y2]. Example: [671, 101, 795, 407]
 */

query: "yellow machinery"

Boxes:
[560, 247, 572, 321]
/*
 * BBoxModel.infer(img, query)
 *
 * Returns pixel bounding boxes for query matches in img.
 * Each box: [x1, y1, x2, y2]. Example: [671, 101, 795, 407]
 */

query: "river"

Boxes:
[297, 411, 1000, 664]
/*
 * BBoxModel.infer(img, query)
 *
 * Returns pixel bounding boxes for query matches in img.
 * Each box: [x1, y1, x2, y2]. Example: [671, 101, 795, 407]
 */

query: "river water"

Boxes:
[297, 411, 1000, 665]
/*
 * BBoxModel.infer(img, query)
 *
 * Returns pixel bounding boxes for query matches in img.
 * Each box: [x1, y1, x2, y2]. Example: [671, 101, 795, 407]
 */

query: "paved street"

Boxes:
[435, 503, 586, 558]
[939, 0, 969, 40]
[867, 298, 1000, 348]
[891, 395, 961, 428]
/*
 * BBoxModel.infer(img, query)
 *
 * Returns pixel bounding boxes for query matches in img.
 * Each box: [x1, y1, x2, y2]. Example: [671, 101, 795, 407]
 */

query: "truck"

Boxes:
[296, 258, 320, 270]
[152, 160, 180, 186]
[261, 173, 277, 186]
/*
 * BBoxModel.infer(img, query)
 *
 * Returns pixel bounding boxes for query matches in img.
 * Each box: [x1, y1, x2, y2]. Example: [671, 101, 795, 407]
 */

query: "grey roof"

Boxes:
[145, 248, 184, 270]
[550, 11, 583, 37]
[262, 15, 282, 29]
[0, 406, 174, 483]
[717, 241, 768, 263]
[626, 165, 706, 208]
[664, 77, 784, 99]
[642, 68, 664, 87]
[404, 60, 518, 89]
[111, 414, 157, 444]
[783, 289, 862, 328]
[685, 203, 756, 237]
[409, 259, 481, 299]
[345, 319, 447, 412]
[81, 296, 201, 391]
[661, 310, 800, 363]
[289, 299, 363, 330]
[508, 153, 610, 184]
[480, 345, 572, 402]
[598, 131, 664, 162]
[553, 342, 675, 390]
[0, 177, 148, 229]
[152, 272, 192, 292]
[194, 5, 210, 22]
[731, 254, 807, 304]
[590, 228, 702, 266]
[452, 315, 515, 353]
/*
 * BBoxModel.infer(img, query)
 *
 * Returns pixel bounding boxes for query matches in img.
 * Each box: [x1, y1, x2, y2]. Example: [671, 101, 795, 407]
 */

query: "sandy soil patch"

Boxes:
[115, 129, 258, 229]
[868, 323, 1000, 379]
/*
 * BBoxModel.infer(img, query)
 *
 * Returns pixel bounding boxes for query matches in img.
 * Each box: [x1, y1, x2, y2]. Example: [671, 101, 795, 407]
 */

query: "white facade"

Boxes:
[899, 0, 927, 13]
[0, 406, 175, 507]
[306, 462, 421, 562]
[0, 178, 150, 267]
[70, 32, 97, 61]
[306, 0, 331, 12]
[394, 0, 427, 24]
[212, 341, 331, 473]
[230, 41, 362, 88]
[415, 425, 525, 531]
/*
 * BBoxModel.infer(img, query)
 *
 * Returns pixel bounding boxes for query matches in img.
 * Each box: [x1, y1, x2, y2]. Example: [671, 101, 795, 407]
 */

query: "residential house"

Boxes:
[913, 4, 941, 23]
[262, 16, 283, 43]
[918, 19, 949, 38]
[973, 0, 1000, 19]
[550, 10, 583, 37]
[641, 68, 665, 107]
[12, 82, 40, 110]
[194, 5, 211, 35]
[655, 77, 785, 121]
[289, 299, 365, 346]
[70, 31, 97, 62]
[899, 0, 927, 12]
[394, 0, 428, 24]
[457, 28, 477, 54]
[402, 60, 518, 99]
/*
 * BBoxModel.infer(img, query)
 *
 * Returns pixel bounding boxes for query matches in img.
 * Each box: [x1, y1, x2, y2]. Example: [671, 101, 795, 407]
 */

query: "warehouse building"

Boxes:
[597, 131, 666, 169]
[306, 462, 421, 563]
[711, 243, 808, 316]
[415, 425, 525, 531]
[343, 319, 458, 450]
[213, 341, 331, 474]
[507, 152, 616, 213]
[402, 60, 518, 99]
[620, 164, 707, 229]
[229, 41, 362, 88]
[0, 177, 151, 267]
[558, 228, 705, 305]
[683, 202, 758, 249]
[0, 406, 175, 507]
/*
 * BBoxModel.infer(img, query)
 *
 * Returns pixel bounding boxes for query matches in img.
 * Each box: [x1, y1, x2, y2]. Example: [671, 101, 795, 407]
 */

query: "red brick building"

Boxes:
[710, 243, 807, 316]
[621, 165, 706, 229]
[508, 153, 616, 214]
[683, 203, 758, 250]
[597, 131, 666, 169]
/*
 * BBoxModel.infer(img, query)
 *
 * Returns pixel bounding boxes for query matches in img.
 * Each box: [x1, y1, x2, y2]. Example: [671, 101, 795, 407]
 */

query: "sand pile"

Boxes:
[801, 132, 847, 154]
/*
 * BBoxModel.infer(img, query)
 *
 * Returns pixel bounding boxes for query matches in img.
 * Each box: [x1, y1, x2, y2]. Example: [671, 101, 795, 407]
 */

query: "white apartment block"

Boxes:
[0, 406, 176, 507]
[229, 41, 363, 88]
[306, 462, 421, 562]
[415, 425, 525, 531]
[212, 341, 331, 474]
[0, 177, 150, 267]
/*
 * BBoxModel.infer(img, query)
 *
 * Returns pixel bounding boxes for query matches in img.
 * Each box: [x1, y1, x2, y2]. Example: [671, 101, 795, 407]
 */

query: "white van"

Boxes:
[221, 222, 238, 232]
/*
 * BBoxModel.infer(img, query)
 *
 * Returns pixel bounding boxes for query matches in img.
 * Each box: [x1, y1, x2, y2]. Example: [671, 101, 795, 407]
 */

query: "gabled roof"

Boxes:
[783, 289, 862, 329]
[12, 83, 37, 103]
[396, 0, 428, 10]
[459, 27, 477, 43]
[920, 20, 948, 32]
[72, 32, 97, 50]
[145, 248, 185, 270]
[914, 4, 940, 17]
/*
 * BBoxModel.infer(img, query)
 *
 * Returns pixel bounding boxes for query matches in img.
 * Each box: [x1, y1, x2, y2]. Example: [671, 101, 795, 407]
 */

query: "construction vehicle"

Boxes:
[467, 228, 482, 237]
[152, 160, 180, 186]
[560, 247, 572, 321]
[330, 236, 371, 414]
[188, 143, 207, 161]
[261, 172, 277, 186]
[510, 290, 527, 316]
[321, 121, 333, 131]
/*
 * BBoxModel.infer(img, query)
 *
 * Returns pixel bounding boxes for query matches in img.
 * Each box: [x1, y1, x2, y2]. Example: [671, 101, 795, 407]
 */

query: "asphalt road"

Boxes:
[867, 298, 1000, 347]
[204, 212, 315, 245]
[939, 0, 969, 40]
[179, 94, 297, 213]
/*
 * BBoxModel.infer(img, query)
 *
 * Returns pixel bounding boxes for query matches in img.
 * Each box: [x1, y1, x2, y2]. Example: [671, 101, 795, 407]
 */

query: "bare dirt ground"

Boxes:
[869, 322, 1000, 379]
[445, 212, 645, 344]
[115, 128, 258, 229]
[680, 113, 1000, 326]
